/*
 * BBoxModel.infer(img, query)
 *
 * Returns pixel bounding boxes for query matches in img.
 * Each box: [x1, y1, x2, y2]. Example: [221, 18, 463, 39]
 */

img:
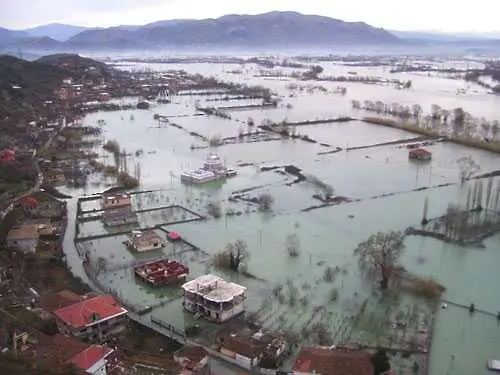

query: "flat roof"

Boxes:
[182, 274, 246, 303]
[128, 230, 164, 247]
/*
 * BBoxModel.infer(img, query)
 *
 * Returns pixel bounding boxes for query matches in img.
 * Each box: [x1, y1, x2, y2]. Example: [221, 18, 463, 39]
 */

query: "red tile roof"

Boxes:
[70, 344, 108, 370]
[54, 294, 127, 329]
[293, 347, 374, 375]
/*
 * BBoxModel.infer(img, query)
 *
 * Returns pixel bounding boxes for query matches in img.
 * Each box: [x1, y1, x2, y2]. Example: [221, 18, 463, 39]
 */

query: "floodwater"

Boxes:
[61, 60, 500, 375]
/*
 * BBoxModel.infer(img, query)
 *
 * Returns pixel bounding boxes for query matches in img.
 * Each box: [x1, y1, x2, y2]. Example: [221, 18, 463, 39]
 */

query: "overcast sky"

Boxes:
[1, 0, 497, 33]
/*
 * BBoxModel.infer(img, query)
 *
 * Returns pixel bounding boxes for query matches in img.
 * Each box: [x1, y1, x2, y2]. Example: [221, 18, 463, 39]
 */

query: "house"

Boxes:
[45, 168, 66, 184]
[126, 230, 165, 252]
[102, 206, 138, 227]
[181, 274, 246, 323]
[22, 334, 118, 375]
[101, 193, 132, 210]
[293, 347, 374, 375]
[6, 224, 39, 253]
[217, 328, 288, 370]
[53, 294, 128, 343]
[173, 345, 209, 374]
[409, 148, 432, 161]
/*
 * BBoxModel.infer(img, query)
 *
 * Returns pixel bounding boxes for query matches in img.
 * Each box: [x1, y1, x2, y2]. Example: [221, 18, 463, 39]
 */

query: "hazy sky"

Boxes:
[1, 0, 497, 33]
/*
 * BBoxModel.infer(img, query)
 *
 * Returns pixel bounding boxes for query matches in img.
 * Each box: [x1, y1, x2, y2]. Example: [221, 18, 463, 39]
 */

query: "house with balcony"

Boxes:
[53, 294, 128, 343]
[181, 274, 246, 323]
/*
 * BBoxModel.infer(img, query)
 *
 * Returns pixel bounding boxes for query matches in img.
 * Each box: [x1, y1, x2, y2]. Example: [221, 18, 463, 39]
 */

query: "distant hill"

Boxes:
[36, 53, 110, 77]
[23, 23, 93, 41]
[0, 27, 30, 43]
[66, 11, 402, 49]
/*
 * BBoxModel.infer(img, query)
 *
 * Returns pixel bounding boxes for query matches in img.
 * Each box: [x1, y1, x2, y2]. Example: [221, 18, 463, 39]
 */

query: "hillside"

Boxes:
[67, 11, 402, 49]
[0, 54, 111, 121]
[23, 23, 92, 41]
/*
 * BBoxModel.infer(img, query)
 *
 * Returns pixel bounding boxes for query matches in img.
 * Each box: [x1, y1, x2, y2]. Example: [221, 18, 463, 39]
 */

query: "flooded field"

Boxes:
[61, 60, 500, 375]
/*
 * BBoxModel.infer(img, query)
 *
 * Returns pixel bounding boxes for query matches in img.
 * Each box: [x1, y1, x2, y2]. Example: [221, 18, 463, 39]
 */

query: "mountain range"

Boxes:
[1, 12, 500, 53]
[0, 12, 401, 52]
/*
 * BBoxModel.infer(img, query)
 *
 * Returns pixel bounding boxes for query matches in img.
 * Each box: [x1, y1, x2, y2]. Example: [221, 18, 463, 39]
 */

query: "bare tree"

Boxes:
[206, 201, 222, 218]
[257, 193, 275, 212]
[285, 234, 301, 257]
[457, 156, 480, 184]
[213, 239, 249, 272]
[354, 231, 405, 289]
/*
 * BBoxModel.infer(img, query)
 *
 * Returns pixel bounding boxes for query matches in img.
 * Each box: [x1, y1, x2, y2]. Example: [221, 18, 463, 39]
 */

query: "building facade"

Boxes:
[182, 275, 246, 323]
[54, 295, 128, 343]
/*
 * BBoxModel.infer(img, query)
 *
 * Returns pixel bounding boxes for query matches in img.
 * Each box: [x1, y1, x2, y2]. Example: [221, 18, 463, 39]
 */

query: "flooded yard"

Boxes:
[60, 61, 500, 375]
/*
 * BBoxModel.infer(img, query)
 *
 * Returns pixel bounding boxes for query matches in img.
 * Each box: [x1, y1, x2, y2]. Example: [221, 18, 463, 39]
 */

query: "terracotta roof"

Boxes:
[16, 196, 39, 207]
[70, 344, 108, 370]
[54, 294, 127, 329]
[24, 334, 109, 372]
[175, 345, 208, 365]
[39, 290, 84, 313]
[293, 347, 374, 375]
[220, 335, 265, 359]
[23, 334, 89, 367]
[7, 225, 39, 240]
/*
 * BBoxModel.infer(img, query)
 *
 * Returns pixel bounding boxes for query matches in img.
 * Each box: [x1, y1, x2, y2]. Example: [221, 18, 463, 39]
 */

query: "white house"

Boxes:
[182, 274, 246, 323]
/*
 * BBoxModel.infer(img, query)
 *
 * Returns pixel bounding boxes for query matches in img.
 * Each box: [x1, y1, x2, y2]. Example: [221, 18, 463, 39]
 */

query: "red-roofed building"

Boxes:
[293, 347, 374, 375]
[0, 148, 16, 163]
[22, 334, 118, 375]
[54, 294, 128, 343]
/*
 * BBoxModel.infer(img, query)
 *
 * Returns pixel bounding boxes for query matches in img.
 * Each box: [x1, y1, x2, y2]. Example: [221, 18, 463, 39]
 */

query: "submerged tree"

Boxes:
[457, 156, 480, 185]
[285, 233, 301, 257]
[354, 231, 405, 290]
[257, 193, 275, 212]
[421, 197, 429, 225]
[213, 239, 249, 272]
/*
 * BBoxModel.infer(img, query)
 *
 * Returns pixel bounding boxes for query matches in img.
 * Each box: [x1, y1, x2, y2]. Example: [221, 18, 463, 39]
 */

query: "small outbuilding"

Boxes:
[126, 230, 165, 252]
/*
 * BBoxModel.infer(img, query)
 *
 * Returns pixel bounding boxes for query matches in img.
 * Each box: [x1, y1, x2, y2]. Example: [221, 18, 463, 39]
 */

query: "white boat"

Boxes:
[487, 359, 500, 372]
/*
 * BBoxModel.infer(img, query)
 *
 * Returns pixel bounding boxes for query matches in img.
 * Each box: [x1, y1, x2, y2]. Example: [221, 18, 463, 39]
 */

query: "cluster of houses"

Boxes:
[5, 195, 65, 255]
[8, 290, 128, 374]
